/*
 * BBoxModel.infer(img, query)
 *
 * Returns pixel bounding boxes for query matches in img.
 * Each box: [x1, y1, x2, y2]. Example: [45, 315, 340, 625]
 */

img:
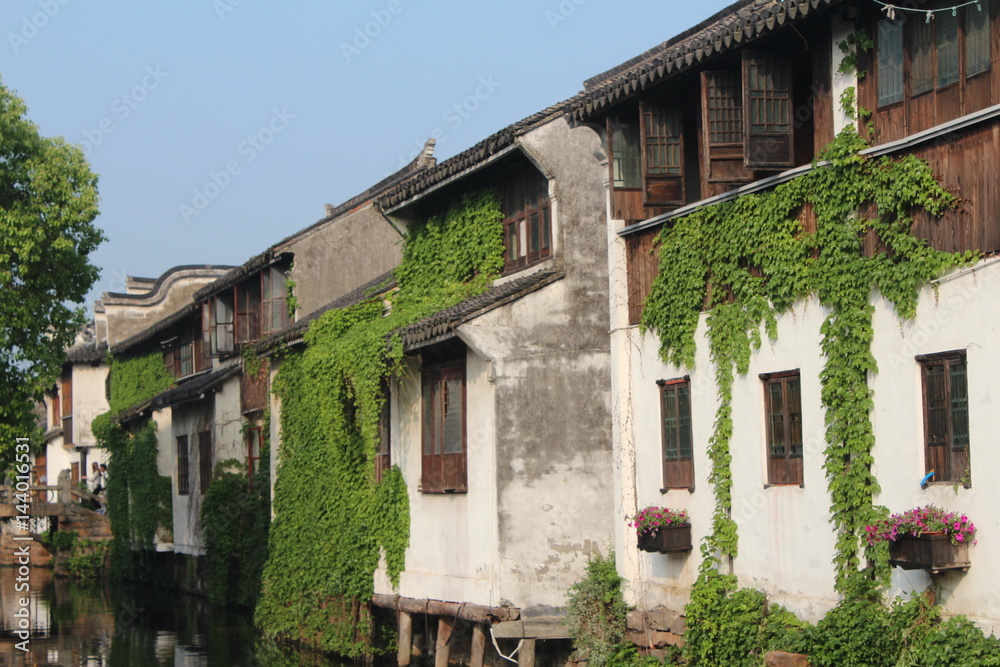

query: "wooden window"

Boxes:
[609, 114, 642, 188]
[501, 167, 551, 272]
[421, 360, 466, 493]
[375, 383, 391, 483]
[237, 281, 262, 344]
[743, 52, 794, 168]
[966, 3, 991, 76]
[701, 71, 753, 184]
[198, 430, 213, 494]
[177, 435, 189, 496]
[658, 378, 694, 490]
[50, 385, 60, 430]
[262, 266, 288, 334]
[937, 11, 961, 88]
[200, 303, 213, 370]
[246, 426, 262, 489]
[762, 371, 803, 486]
[61, 373, 73, 444]
[877, 19, 905, 106]
[640, 101, 685, 205]
[919, 351, 970, 484]
[212, 292, 235, 355]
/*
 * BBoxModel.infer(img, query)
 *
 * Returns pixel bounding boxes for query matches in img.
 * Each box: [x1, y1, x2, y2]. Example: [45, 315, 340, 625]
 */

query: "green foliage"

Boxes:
[565, 551, 630, 667]
[0, 80, 104, 471]
[641, 128, 974, 588]
[837, 30, 874, 77]
[105, 351, 174, 415]
[201, 429, 271, 609]
[42, 529, 78, 552]
[912, 616, 1000, 667]
[256, 188, 502, 657]
[66, 539, 109, 580]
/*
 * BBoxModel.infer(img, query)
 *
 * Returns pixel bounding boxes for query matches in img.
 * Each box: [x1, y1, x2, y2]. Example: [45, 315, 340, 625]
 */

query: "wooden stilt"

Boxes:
[397, 610, 413, 666]
[435, 617, 454, 667]
[518, 637, 536, 667]
[470, 623, 487, 667]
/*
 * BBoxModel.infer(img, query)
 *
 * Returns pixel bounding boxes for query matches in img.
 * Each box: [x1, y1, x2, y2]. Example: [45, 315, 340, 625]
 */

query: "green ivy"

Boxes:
[255, 189, 503, 657]
[642, 128, 974, 591]
[92, 350, 175, 582]
[565, 551, 630, 667]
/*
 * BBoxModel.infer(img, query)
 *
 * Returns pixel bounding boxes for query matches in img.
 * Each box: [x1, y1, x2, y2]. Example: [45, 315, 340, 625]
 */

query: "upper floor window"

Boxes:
[421, 359, 466, 493]
[165, 317, 207, 378]
[502, 167, 551, 272]
[876, 1, 991, 108]
[177, 435, 190, 496]
[246, 426, 263, 489]
[918, 351, 970, 485]
[209, 263, 291, 356]
[762, 370, 803, 486]
[61, 373, 73, 443]
[658, 378, 694, 490]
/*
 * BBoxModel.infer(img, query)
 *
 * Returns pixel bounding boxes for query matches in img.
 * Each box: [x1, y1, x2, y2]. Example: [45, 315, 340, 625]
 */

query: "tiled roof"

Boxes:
[66, 340, 106, 363]
[114, 363, 241, 423]
[397, 268, 563, 352]
[376, 101, 573, 211]
[570, 0, 843, 121]
[110, 302, 199, 355]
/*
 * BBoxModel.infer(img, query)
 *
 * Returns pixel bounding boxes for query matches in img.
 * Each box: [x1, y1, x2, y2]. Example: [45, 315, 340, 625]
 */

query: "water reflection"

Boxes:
[0, 568, 346, 666]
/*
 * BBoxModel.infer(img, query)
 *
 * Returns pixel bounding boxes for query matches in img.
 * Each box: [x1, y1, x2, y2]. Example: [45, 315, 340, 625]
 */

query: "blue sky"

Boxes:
[1, 0, 734, 311]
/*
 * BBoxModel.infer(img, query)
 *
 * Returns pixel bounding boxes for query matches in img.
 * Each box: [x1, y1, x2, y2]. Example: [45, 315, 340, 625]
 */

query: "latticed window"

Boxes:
[658, 378, 694, 490]
[643, 105, 683, 175]
[919, 351, 970, 484]
[743, 52, 794, 167]
[262, 265, 288, 334]
[704, 71, 743, 145]
[762, 371, 803, 486]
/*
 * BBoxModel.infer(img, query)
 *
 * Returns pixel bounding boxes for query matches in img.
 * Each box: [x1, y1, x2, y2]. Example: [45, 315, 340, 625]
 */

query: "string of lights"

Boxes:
[869, 0, 984, 22]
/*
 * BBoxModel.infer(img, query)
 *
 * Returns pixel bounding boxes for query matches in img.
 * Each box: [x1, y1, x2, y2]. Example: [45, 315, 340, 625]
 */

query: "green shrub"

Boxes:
[565, 551, 630, 667]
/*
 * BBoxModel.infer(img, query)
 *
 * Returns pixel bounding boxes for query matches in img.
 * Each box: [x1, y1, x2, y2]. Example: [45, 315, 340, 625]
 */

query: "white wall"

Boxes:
[613, 255, 1000, 630]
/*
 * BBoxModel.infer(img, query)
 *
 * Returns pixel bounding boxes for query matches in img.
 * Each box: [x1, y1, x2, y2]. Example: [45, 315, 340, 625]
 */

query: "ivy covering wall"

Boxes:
[92, 351, 175, 580]
[638, 128, 983, 664]
[255, 189, 504, 657]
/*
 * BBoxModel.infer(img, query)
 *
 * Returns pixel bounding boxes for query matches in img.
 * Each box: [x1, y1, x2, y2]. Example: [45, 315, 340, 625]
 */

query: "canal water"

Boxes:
[0, 568, 349, 666]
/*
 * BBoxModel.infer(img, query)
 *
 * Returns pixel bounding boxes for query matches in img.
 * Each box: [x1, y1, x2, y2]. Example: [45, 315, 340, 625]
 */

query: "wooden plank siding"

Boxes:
[625, 227, 660, 325]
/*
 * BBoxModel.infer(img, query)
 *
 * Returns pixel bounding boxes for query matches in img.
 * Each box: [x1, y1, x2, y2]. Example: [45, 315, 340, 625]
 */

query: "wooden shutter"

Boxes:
[743, 52, 794, 168]
[61, 373, 73, 444]
[177, 436, 189, 495]
[701, 71, 753, 184]
[763, 372, 803, 485]
[640, 101, 685, 205]
[421, 363, 467, 493]
[198, 431, 213, 494]
[625, 227, 660, 326]
[659, 379, 694, 490]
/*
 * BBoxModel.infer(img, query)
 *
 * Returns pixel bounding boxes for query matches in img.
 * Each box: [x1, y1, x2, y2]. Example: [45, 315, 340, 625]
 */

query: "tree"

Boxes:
[0, 79, 103, 466]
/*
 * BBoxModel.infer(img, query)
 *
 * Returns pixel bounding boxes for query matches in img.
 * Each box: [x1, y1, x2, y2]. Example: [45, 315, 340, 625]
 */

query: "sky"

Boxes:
[0, 0, 735, 313]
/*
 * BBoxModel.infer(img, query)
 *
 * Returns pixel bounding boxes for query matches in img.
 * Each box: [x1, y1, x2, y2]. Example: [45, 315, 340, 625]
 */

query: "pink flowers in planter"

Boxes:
[866, 505, 977, 547]
[628, 506, 690, 536]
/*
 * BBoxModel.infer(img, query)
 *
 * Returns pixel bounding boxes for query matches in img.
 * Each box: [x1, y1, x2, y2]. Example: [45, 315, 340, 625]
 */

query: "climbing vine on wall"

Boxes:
[641, 128, 975, 592]
[92, 350, 175, 581]
[255, 189, 504, 657]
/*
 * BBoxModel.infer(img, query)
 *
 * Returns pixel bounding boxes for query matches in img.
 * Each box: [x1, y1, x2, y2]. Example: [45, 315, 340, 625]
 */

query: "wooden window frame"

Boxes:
[640, 100, 686, 206]
[177, 435, 190, 496]
[658, 377, 694, 491]
[420, 359, 467, 494]
[236, 281, 262, 345]
[742, 52, 795, 168]
[375, 382, 391, 483]
[761, 370, 803, 486]
[246, 426, 262, 489]
[608, 113, 642, 189]
[262, 265, 289, 334]
[212, 292, 236, 356]
[60, 373, 73, 444]
[875, 1, 992, 110]
[918, 350, 971, 485]
[502, 167, 552, 273]
[198, 430, 213, 495]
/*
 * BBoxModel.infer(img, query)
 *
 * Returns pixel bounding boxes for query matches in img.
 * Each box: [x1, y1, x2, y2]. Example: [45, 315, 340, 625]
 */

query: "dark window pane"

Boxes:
[877, 19, 904, 105]
[678, 383, 692, 458]
[966, 1, 991, 76]
[911, 19, 934, 95]
[950, 361, 969, 448]
[937, 12, 960, 87]
[611, 116, 642, 188]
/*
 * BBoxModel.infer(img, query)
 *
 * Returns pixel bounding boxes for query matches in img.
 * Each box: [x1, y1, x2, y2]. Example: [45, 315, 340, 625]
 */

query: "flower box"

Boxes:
[888, 533, 970, 574]
[637, 525, 692, 554]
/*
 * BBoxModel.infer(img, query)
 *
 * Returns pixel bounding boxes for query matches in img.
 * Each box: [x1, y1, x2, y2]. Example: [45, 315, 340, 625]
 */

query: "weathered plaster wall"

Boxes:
[613, 257, 1000, 630]
[277, 203, 402, 316]
[71, 364, 110, 451]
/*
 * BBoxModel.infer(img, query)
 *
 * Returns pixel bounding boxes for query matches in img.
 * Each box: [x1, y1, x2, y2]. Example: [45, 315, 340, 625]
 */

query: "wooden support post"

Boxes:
[397, 610, 413, 667]
[470, 623, 487, 667]
[518, 638, 535, 667]
[435, 617, 454, 667]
